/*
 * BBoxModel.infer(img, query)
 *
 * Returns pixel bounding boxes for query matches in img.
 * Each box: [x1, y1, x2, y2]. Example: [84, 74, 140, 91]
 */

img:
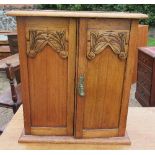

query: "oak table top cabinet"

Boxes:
[135, 47, 155, 107]
[7, 10, 147, 144]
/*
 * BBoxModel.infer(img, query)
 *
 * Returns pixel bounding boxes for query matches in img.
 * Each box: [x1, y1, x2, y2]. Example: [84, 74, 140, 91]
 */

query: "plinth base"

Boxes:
[19, 130, 131, 145]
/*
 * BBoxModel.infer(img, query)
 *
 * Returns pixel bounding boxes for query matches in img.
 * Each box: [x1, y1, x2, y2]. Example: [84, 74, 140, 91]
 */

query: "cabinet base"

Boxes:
[19, 130, 131, 145]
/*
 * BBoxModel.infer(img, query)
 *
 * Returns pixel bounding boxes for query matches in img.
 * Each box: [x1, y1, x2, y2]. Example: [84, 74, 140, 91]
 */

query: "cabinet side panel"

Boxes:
[132, 25, 148, 83]
[16, 17, 31, 134]
[118, 20, 139, 136]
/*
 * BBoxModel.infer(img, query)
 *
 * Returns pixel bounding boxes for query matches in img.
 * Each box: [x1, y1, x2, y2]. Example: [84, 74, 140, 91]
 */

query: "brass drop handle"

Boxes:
[78, 75, 85, 97]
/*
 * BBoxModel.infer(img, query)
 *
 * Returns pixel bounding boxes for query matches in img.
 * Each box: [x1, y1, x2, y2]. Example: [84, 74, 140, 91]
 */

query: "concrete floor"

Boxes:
[0, 72, 141, 131]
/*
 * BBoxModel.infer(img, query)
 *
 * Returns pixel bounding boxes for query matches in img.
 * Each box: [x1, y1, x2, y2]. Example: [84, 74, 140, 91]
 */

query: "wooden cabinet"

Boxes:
[136, 47, 155, 107]
[20, 17, 76, 137]
[7, 10, 147, 144]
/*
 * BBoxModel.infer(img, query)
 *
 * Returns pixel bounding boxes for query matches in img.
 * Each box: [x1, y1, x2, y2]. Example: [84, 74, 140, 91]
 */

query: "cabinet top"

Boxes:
[139, 47, 155, 58]
[6, 10, 148, 19]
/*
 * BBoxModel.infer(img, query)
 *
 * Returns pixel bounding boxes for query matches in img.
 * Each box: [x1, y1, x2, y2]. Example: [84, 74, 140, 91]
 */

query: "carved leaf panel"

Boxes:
[87, 30, 129, 60]
[26, 29, 68, 59]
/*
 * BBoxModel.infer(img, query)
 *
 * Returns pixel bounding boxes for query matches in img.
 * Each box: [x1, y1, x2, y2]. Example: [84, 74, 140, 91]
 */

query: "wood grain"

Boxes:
[83, 47, 126, 129]
[82, 129, 118, 138]
[31, 127, 66, 136]
[66, 19, 76, 135]
[28, 46, 47, 126]
[14, 14, 141, 139]
[19, 129, 130, 144]
[18, 17, 76, 136]
[118, 20, 139, 136]
[16, 17, 31, 134]
[88, 18, 130, 30]
[132, 25, 148, 83]
[6, 10, 148, 19]
[74, 18, 88, 138]
[75, 18, 130, 138]
[87, 30, 129, 60]
[46, 45, 67, 127]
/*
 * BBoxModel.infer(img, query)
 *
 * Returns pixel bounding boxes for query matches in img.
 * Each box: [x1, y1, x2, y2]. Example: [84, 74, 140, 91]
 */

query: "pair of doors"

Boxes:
[21, 17, 130, 138]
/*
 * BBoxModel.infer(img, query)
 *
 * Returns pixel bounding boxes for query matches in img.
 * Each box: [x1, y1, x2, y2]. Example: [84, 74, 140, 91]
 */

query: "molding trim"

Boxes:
[26, 29, 68, 59]
[87, 30, 129, 60]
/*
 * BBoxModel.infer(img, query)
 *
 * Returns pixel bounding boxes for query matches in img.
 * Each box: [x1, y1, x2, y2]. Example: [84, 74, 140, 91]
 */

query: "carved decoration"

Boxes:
[87, 30, 129, 60]
[26, 29, 68, 59]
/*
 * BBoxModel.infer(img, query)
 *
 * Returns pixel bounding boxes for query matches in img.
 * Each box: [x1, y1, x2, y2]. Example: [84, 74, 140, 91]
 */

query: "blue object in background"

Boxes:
[0, 35, 8, 41]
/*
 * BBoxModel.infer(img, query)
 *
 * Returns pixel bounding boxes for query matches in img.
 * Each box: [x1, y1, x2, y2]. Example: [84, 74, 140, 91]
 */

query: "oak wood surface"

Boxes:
[75, 18, 130, 138]
[67, 19, 76, 135]
[82, 129, 119, 138]
[28, 46, 48, 127]
[31, 127, 67, 136]
[87, 18, 131, 30]
[118, 20, 139, 136]
[6, 10, 148, 19]
[19, 130, 130, 145]
[83, 47, 126, 129]
[20, 17, 76, 135]
[13, 14, 141, 139]
[0, 106, 155, 149]
[74, 18, 88, 138]
[16, 17, 31, 134]
[132, 25, 148, 83]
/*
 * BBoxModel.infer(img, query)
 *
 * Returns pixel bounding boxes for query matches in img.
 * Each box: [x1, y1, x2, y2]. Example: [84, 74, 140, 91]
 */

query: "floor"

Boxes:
[0, 72, 141, 131]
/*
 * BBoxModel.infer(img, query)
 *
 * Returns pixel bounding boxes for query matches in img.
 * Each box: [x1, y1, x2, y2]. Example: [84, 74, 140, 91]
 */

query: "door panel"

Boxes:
[46, 45, 68, 127]
[26, 17, 76, 136]
[28, 47, 48, 127]
[83, 47, 126, 129]
[29, 45, 68, 127]
[75, 18, 130, 138]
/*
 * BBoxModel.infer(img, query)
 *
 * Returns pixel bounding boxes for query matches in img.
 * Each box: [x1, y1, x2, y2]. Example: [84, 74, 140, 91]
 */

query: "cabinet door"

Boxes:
[18, 17, 76, 136]
[75, 18, 131, 138]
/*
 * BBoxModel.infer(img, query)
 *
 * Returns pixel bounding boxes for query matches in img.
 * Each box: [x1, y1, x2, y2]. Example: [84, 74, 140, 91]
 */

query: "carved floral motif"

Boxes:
[26, 29, 68, 58]
[87, 31, 129, 60]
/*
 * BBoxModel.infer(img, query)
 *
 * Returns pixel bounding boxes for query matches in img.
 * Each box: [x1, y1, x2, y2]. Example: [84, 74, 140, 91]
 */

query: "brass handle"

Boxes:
[78, 75, 85, 97]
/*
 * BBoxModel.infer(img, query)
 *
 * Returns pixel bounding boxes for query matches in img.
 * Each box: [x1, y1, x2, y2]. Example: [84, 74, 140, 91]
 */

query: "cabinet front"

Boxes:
[18, 16, 134, 138]
[75, 18, 131, 138]
[19, 17, 76, 136]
